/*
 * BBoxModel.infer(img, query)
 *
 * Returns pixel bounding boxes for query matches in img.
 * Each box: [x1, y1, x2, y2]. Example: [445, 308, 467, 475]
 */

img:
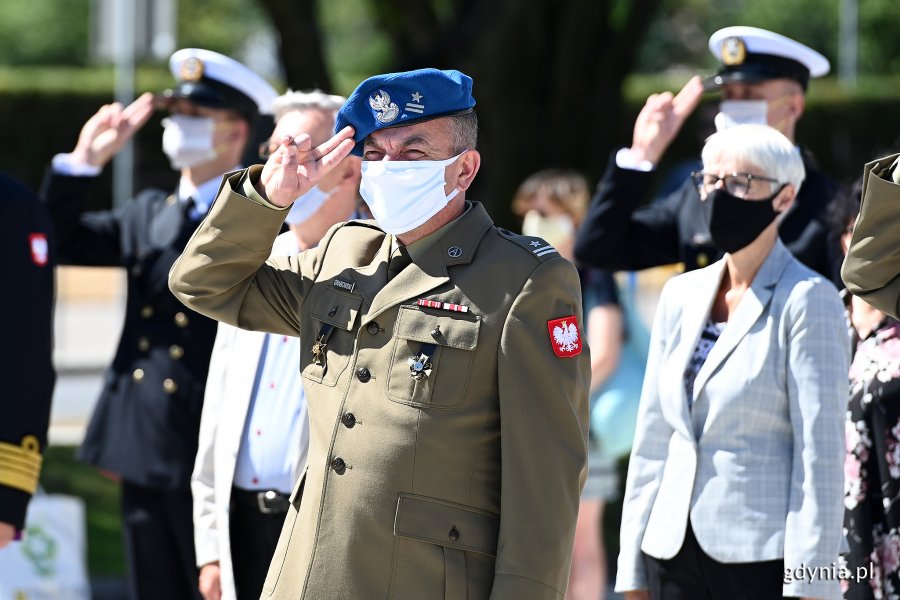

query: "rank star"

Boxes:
[530, 241, 541, 247]
[411, 91, 423, 102]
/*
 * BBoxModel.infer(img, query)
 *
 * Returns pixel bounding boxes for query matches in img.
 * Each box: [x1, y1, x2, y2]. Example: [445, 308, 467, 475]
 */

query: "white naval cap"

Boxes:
[162, 48, 278, 118]
[706, 26, 830, 91]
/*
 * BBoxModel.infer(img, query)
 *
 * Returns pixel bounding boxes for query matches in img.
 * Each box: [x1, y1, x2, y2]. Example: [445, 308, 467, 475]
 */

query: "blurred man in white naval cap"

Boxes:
[575, 26, 841, 284]
[40, 48, 277, 600]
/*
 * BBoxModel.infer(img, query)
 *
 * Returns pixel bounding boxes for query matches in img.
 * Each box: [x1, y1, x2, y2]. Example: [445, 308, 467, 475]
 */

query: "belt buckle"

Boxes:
[256, 490, 285, 514]
[256, 490, 278, 515]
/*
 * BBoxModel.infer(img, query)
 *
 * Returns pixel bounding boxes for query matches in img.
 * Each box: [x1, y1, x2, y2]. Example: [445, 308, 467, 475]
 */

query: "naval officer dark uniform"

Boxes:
[0, 173, 55, 537]
[41, 48, 276, 600]
[575, 26, 841, 283]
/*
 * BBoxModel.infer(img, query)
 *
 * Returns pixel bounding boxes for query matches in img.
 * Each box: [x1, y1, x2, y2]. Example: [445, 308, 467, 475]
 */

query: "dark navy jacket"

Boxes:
[42, 172, 218, 490]
[0, 173, 56, 529]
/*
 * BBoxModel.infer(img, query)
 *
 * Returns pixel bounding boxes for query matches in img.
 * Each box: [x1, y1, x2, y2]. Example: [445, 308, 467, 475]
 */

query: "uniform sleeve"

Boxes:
[0, 174, 56, 530]
[169, 167, 331, 337]
[39, 170, 125, 266]
[614, 280, 676, 593]
[842, 154, 900, 318]
[191, 322, 237, 567]
[573, 155, 684, 271]
[491, 257, 591, 599]
[782, 280, 850, 600]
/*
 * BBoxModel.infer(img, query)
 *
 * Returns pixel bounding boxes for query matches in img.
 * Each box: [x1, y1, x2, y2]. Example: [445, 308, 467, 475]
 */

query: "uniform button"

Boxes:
[132, 368, 145, 383]
[331, 457, 346, 473]
[341, 412, 356, 428]
[356, 367, 371, 383]
[140, 306, 154, 319]
[163, 378, 178, 394]
[366, 322, 380, 335]
[697, 253, 709, 268]
[174, 312, 189, 328]
[448, 527, 460, 542]
[137, 337, 150, 352]
[169, 345, 184, 360]
[131, 264, 142, 277]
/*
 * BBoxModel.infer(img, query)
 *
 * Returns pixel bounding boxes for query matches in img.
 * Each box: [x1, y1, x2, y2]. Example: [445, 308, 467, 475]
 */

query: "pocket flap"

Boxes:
[394, 493, 499, 556]
[394, 306, 480, 350]
[309, 288, 363, 330]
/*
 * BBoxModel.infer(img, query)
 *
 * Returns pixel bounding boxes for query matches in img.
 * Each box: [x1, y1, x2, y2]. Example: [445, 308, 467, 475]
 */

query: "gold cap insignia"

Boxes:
[180, 57, 205, 82]
[721, 37, 747, 66]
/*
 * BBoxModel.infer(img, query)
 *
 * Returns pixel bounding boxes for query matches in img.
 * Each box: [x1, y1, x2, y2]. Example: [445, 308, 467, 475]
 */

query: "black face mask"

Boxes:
[706, 186, 783, 254]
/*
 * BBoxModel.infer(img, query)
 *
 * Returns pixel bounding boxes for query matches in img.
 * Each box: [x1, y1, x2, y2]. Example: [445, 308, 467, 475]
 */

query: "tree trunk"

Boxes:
[256, 0, 332, 91]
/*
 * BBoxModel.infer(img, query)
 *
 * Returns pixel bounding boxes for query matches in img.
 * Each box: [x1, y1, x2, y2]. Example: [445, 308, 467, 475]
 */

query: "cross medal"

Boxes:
[408, 353, 433, 380]
[311, 337, 327, 366]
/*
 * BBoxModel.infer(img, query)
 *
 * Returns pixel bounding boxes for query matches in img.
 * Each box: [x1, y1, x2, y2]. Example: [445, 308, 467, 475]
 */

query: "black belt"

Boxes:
[231, 486, 291, 514]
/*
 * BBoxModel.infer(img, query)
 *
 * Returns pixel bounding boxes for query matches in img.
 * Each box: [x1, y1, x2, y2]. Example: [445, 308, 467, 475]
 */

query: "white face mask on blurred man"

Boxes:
[714, 100, 768, 132]
[161, 115, 218, 168]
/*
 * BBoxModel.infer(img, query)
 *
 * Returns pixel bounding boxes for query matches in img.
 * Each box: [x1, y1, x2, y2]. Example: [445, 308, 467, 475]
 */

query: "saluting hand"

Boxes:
[258, 126, 356, 208]
[70, 92, 156, 169]
[629, 76, 704, 166]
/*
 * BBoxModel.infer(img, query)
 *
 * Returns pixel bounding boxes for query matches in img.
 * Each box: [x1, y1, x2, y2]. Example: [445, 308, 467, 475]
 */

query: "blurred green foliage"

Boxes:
[0, 1, 91, 65]
[40, 446, 125, 576]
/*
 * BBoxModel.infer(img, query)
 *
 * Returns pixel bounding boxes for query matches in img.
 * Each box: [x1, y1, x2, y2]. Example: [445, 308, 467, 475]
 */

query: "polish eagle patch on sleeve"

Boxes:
[547, 316, 582, 358]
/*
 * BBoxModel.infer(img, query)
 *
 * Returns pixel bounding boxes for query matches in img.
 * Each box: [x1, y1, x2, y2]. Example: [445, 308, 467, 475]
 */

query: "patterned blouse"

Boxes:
[844, 317, 900, 599]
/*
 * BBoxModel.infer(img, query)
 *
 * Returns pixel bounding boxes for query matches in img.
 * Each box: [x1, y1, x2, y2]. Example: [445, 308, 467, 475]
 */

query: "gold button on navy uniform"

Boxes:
[131, 264, 142, 277]
[174, 312, 189, 327]
[169, 345, 184, 360]
[141, 306, 154, 319]
[132, 368, 145, 383]
[697, 252, 709, 268]
[163, 378, 178, 394]
[138, 337, 150, 352]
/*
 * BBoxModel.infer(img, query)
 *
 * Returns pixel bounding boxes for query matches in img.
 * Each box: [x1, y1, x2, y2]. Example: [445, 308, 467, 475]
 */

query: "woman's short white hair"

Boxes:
[271, 89, 346, 122]
[701, 124, 805, 193]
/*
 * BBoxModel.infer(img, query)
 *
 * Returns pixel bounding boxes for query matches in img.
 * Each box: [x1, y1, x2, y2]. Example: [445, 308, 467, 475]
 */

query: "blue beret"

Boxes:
[335, 68, 476, 156]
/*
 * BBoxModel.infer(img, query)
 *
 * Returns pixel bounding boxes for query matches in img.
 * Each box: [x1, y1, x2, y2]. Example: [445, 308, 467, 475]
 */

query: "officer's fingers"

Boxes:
[311, 126, 355, 162]
[316, 138, 356, 175]
[292, 133, 313, 152]
[122, 92, 156, 130]
[673, 76, 704, 118]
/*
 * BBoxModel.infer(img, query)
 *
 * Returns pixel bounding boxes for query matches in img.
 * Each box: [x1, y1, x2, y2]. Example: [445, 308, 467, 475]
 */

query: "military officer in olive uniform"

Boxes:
[41, 49, 276, 600]
[575, 26, 841, 282]
[170, 68, 591, 599]
[0, 173, 55, 549]
[842, 153, 900, 318]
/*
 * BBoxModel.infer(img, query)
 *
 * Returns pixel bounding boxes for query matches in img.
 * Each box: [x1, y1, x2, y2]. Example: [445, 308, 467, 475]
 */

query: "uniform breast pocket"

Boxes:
[387, 306, 480, 409]
[301, 289, 362, 387]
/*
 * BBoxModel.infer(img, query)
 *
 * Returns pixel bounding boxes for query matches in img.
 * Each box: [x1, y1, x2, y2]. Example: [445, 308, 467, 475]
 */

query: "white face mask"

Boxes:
[359, 152, 464, 235]
[285, 185, 332, 225]
[521, 210, 575, 248]
[714, 100, 768, 132]
[161, 115, 218, 169]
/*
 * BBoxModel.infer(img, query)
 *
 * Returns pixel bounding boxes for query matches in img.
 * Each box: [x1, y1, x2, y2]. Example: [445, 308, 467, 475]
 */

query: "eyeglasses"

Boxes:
[258, 141, 279, 161]
[690, 171, 781, 199]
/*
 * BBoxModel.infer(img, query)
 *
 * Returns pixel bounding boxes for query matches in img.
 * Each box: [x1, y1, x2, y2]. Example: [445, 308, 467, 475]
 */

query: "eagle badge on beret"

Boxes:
[180, 57, 205, 82]
[721, 36, 747, 66]
[369, 89, 399, 123]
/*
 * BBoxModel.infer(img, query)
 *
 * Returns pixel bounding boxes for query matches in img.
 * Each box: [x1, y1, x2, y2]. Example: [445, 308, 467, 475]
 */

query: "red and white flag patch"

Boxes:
[29, 233, 48, 267]
[547, 316, 582, 358]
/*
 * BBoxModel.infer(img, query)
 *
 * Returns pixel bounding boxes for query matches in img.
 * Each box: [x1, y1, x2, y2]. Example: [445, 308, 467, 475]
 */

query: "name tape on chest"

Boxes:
[332, 278, 356, 293]
[417, 298, 469, 313]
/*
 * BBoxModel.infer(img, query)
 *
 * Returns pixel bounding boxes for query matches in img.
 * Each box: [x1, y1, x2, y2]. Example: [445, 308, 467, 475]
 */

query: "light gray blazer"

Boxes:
[616, 240, 849, 600]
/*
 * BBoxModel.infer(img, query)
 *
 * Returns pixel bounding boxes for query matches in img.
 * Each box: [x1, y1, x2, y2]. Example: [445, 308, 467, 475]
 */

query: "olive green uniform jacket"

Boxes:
[168, 168, 591, 600]
[842, 153, 900, 318]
